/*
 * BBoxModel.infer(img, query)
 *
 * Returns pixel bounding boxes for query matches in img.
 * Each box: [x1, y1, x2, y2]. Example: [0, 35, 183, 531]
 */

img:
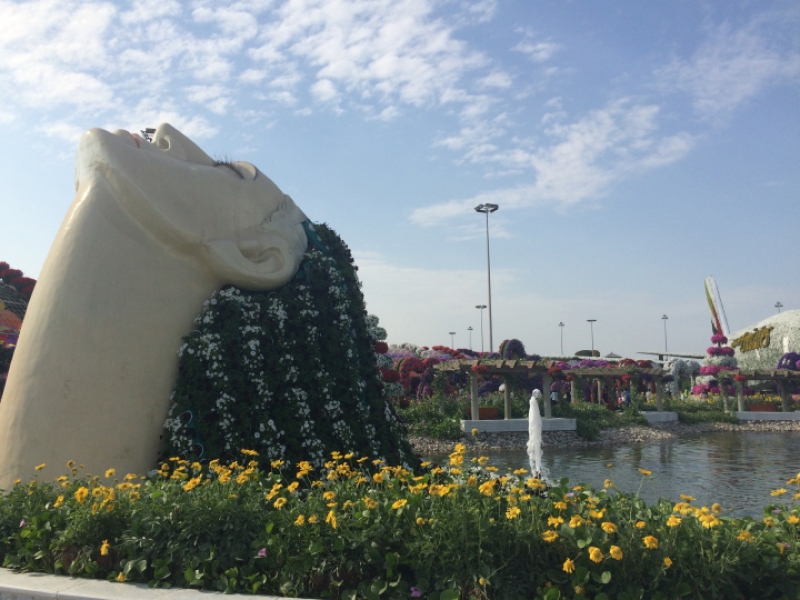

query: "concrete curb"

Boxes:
[641, 412, 679, 423]
[461, 418, 576, 432]
[0, 568, 295, 600]
[735, 411, 800, 421]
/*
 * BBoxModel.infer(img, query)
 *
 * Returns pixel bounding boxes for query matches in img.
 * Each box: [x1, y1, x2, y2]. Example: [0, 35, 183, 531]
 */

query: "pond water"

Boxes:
[425, 432, 800, 518]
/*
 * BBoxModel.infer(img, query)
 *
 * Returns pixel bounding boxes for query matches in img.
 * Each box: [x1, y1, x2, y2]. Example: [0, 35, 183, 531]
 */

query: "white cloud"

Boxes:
[415, 99, 696, 226]
[311, 78, 339, 103]
[657, 20, 800, 120]
[514, 39, 560, 63]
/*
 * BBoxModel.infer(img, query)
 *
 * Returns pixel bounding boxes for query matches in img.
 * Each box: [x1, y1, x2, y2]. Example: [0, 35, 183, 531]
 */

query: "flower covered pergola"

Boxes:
[435, 358, 668, 420]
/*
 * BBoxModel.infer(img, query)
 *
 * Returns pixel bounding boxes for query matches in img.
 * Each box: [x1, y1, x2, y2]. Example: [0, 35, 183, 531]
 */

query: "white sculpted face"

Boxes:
[0, 123, 309, 488]
[76, 123, 308, 290]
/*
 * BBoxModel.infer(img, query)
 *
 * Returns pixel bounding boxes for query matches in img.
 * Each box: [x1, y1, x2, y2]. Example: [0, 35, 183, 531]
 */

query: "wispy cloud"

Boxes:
[0, 0, 505, 139]
[656, 18, 800, 121]
[414, 99, 695, 227]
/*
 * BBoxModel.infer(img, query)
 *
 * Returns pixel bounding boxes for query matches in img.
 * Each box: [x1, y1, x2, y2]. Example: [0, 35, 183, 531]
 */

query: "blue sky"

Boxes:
[1, 0, 798, 357]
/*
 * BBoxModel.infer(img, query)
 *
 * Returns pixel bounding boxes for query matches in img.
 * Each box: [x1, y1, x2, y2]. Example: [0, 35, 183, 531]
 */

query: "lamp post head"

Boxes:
[476, 304, 487, 309]
[474, 203, 499, 214]
[587, 319, 596, 324]
[467, 326, 473, 331]
[559, 322, 564, 327]
[662, 314, 668, 320]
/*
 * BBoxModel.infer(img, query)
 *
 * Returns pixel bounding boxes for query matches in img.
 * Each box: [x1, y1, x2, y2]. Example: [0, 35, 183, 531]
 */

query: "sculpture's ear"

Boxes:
[203, 198, 308, 291]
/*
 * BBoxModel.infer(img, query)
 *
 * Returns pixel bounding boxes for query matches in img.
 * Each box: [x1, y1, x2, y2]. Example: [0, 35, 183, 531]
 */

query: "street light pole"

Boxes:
[449, 331, 456, 348]
[775, 302, 783, 314]
[558, 322, 565, 356]
[587, 319, 597, 357]
[662, 314, 669, 360]
[475, 203, 499, 353]
[475, 304, 487, 353]
[467, 326, 473, 350]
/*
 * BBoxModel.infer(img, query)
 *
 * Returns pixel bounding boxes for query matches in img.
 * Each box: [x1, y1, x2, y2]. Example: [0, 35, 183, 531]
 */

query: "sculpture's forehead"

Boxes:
[76, 123, 285, 201]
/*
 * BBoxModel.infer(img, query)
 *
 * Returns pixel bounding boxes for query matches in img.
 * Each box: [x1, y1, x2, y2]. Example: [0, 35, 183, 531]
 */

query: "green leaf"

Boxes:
[370, 579, 388, 595]
[440, 590, 460, 600]
[543, 587, 562, 600]
[601, 571, 611, 584]
[265, 521, 274, 535]
[573, 566, 589, 585]
[576, 538, 588, 548]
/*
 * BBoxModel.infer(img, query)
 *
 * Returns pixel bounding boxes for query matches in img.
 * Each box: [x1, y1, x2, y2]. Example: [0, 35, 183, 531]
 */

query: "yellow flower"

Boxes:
[542, 530, 559, 543]
[589, 509, 605, 519]
[326, 510, 337, 529]
[604, 479, 614, 489]
[273, 497, 287, 510]
[788, 515, 800, 525]
[74, 486, 89, 504]
[771, 488, 787, 497]
[372, 472, 384, 484]
[308, 515, 319, 524]
[294, 514, 305, 526]
[601, 521, 617, 534]
[478, 577, 486, 586]
[479, 480, 496, 496]
[485, 466, 498, 472]
[100, 540, 110, 556]
[635, 521, 646, 529]
[588, 547, 603, 563]
[116, 572, 125, 582]
[680, 494, 695, 502]
[664, 557, 672, 568]
[362, 497, 378, 509]
[323, 491, 336, 501]
[420, 461, 431, 468]
[34, 463, 46, 471]
[667, 516, 682, 528]
[270, 459, 285, 469]
[287, 481, 299, 493]
[105, 468, 115, 478]
[643, 535, 659, 549]
[606, 463, 613, 468]
[506, 507, 521, 520]
[711, 503, 722, 514]
[416, 517, 425, 525]
[554, 501, 567, 510]
[763, 517, 775, 528]
[638, 468, 652, 476]
[471, 428, 479, 436]
[609, 545, 623, 560]
[562, 558, 575, 573]
[392, 499, 408, 510]
[53, 495, 64, 508]
[513, 468, 528, 475]
[569, 515, 584, 528]
[547, 516, 564, 527]
[698, 514, 721, 529]
[183, 477, 201, 492]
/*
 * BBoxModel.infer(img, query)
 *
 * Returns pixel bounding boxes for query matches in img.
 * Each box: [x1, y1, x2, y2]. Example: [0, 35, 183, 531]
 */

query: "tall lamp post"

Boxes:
[475, 304, 487, 353]
[558, 322, 565, 356]
[467, 326, 473, 350]
[449, 331, 456, 348]
[775, 302, 783, 314]
[662, 314, 669, 361]
[475, 203, 499, 352]
[587, 319, 597, 357]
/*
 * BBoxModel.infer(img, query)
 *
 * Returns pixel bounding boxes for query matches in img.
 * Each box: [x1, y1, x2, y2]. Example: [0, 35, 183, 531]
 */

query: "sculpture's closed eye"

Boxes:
[213, 160, 244, 179]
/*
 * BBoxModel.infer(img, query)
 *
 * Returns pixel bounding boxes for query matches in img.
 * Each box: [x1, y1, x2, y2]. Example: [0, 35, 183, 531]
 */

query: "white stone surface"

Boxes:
[641, 412, 679, 423]
[461, 418, 576, 432]
[0, 569, 296, 599]
[0, 124, 308, 489]
[735, 412, 800, 421]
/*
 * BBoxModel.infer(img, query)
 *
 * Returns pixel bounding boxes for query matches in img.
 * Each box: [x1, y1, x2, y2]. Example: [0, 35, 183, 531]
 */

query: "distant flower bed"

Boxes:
[1, 448, 798, 599]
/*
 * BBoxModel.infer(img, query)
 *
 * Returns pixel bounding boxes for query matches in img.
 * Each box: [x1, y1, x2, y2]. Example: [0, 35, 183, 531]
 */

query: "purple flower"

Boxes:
[411, 587, 423, 598]
[19, 520, 26, 528]
[257, 548, 267, 558]
[565, 492, 574, 498]
[772, 509, 781, 514]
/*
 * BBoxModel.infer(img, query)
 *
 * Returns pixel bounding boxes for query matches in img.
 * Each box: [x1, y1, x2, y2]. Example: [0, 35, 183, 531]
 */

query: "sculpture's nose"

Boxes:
[150, 124, 214, 166]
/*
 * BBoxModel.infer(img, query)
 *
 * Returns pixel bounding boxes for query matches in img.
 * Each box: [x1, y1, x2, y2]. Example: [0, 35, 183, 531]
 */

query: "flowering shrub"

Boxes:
[163, 223, 414, 469]
[1, 450, 798, 598]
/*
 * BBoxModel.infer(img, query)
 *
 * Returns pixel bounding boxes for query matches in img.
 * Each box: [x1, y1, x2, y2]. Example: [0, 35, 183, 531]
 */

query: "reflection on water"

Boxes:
[425, 432, 800, 518]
